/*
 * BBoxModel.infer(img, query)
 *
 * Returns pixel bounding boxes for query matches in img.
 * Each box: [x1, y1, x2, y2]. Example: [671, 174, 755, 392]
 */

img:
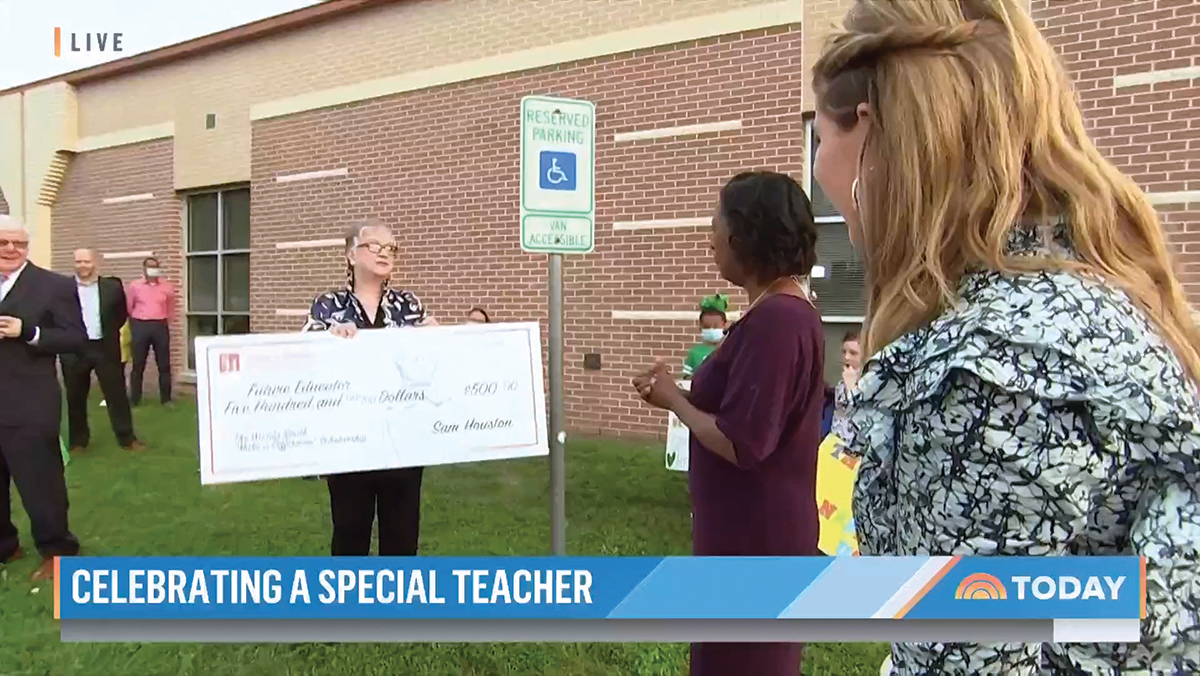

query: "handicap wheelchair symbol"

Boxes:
[539, 151, 577, 191]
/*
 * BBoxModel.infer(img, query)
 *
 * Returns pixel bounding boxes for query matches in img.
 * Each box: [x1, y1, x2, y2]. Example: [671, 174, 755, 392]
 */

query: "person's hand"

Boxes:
[418, 315, 439, 327]
[842, 365, 859, 392]
[0, 316, 22, 339]
[632, 359, 683, 410]
[328, 322, 357, 339]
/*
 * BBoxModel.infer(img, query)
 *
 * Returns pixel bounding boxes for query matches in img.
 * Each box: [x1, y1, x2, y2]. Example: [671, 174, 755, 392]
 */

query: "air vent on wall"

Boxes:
[205, 113, 217, 130]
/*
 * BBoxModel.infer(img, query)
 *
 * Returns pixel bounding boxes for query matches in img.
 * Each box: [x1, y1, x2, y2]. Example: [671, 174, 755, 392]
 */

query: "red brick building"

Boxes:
[0, 0, 1196, 437]
[1033, 0, 1200, 298]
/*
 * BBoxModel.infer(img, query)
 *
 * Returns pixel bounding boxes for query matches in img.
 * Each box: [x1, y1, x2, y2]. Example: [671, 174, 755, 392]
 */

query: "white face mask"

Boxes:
[701, 328, 725, 343]
[145, 268, 161, 278]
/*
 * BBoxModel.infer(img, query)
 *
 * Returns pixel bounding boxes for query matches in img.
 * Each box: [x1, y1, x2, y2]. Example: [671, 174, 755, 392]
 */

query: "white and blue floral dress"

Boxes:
[847, 224, 1200, 674]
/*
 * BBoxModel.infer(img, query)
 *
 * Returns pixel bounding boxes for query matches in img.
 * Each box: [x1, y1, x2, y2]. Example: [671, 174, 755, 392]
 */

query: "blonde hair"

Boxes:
[342, 218, 394, 290]
[813, 0, 1200, 383]
[343, 218, 392, 254]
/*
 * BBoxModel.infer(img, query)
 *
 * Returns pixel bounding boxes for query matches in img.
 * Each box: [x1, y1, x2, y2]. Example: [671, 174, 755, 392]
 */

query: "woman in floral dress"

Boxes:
[811, 0, 1200, 673]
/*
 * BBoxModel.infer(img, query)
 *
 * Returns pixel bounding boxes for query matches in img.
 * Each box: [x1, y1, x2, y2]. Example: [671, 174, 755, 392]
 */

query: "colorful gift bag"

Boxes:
[816, 433, 860, 556]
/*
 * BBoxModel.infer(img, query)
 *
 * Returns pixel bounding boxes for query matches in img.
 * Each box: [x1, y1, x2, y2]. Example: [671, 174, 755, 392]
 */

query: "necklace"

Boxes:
[745, 275, 815, 315]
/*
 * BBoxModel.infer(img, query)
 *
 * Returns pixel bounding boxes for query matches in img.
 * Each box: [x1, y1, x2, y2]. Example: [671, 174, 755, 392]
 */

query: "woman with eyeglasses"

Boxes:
[303, 219, 435, 556]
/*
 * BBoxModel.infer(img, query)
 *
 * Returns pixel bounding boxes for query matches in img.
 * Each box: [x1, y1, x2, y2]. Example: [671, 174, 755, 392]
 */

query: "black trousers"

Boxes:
[326, 467, 424, 556]
[0, 425, 80, 559]
[130, 319, 171, 405]
[61, 341, 136, 448]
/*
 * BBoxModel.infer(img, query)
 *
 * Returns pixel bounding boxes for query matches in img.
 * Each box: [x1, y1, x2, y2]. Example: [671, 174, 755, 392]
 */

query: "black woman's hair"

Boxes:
[718, 170, 818, 282]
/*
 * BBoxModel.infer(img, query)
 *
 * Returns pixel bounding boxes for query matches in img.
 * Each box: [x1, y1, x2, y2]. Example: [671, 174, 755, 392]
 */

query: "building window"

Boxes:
[805, 118, 867, 319]
[185, 187, 251, 370]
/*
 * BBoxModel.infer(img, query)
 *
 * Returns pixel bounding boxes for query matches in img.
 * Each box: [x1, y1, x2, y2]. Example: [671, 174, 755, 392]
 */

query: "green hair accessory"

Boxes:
[699, 294, 728, 313]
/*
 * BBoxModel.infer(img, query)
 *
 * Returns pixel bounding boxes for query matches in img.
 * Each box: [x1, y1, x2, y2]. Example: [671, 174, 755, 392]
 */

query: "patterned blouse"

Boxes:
[830, 380, 853, 442]
[846, 222, 1200, 674]
[302, 288, 425, 331]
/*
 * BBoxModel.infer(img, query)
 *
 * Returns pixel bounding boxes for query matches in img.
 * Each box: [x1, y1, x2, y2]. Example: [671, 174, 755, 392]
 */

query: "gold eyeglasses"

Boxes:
[357, 242, 398, 256]
[0, 239, 30, 251]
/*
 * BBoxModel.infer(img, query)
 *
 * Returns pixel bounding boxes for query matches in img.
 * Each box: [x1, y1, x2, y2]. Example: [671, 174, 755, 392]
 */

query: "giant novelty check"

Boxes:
[194, 323, 548, 485]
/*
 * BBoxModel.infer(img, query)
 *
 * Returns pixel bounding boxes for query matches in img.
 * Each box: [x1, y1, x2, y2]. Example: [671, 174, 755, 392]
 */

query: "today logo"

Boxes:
[954, 572, 1126, 601]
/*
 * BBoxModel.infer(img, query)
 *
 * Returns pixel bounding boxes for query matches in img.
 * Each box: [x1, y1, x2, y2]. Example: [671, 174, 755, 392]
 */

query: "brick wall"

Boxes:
[1032, 0, 1200, 300]
[51, 140, 184, 383]
[251, 26, 803, 437]
[801, 0, 854, 110]
[74, 0, 778, 190]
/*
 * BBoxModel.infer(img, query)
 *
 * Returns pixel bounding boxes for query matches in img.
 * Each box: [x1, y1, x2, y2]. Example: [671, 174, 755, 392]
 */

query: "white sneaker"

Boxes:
[100, 400, 108, 408]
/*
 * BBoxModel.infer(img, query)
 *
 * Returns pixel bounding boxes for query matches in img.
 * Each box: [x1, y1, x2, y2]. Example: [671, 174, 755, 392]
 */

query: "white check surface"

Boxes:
[195, 322, 548, 485]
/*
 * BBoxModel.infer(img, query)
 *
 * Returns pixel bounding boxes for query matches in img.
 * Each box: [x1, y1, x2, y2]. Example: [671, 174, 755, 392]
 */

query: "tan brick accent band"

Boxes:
[249, 2, 802, 121]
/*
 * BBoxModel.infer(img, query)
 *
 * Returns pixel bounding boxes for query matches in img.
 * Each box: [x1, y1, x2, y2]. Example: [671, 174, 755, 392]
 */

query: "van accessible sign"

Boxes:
[519, 96, 596, 254]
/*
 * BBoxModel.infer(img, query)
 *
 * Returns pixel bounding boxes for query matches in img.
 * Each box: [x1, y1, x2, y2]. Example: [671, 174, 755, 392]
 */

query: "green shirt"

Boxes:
[682, 343, 718, 377]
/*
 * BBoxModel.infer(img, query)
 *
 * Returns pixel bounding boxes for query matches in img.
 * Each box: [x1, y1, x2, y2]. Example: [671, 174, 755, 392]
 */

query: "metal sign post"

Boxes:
[547, 254, 566, 555]
[519, 95, 596, 556]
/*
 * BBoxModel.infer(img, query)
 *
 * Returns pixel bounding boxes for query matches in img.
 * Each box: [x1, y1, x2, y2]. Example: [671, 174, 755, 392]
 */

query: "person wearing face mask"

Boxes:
[303, 219, 437, 557]
[681, 294, 728, 379]
[125, 256, 176, 407]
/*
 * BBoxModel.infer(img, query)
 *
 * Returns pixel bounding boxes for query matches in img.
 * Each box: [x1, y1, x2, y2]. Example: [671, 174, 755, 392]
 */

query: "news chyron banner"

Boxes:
[55, 556, 1143, 644]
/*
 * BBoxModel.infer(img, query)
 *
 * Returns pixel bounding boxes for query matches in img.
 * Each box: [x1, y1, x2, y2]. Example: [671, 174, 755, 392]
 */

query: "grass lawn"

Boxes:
[1, 396, 887, 675]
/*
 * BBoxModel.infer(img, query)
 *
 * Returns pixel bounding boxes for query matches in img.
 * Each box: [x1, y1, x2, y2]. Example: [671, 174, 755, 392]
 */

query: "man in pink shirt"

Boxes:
[125, 256, 175, 406]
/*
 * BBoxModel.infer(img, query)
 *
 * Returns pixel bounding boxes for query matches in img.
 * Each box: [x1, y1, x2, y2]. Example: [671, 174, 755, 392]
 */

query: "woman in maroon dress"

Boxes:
[633, 170, 825, 676]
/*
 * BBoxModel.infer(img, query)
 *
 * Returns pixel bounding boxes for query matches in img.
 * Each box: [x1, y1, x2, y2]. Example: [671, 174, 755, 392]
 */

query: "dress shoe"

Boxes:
[31, 558, 54, 581]
[123, 440, 148, 451]
[1, 547, 23, 564]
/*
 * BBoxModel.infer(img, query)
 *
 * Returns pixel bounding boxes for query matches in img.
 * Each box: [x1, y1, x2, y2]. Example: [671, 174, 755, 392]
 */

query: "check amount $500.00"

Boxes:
[462, 381, 520, 396]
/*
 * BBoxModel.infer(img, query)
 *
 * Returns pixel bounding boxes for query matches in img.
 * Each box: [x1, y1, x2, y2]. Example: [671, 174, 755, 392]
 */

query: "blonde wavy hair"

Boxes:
[813, 0, 1200, 382]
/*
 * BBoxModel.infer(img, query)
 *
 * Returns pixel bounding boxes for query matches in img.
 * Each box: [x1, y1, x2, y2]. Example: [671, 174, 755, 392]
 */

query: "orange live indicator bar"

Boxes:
[54, 27, 62, 57]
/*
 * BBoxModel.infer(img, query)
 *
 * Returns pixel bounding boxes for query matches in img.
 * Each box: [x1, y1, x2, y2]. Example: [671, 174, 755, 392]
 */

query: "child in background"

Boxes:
[682, 294, 728, 379]
[829, 328, 861, 441]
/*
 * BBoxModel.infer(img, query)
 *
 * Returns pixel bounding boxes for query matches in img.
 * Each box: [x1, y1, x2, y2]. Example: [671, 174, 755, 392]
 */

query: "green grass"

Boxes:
[1, 396, 887, 675]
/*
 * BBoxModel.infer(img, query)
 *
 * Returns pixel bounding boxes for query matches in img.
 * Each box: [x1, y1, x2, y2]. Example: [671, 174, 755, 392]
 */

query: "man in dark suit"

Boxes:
[61, 248, 144, 453]
[0, 215, 87, 581]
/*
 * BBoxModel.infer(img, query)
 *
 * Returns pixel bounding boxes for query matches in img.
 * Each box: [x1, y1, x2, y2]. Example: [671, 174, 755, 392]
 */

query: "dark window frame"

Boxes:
[184, 186, 251, 370]
[805, 117, 867, 320]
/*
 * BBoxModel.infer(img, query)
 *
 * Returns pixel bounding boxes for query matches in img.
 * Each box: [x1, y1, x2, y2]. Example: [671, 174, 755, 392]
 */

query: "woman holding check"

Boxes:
[632, 171, 825, 676]
[303, 219, 436, 557]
